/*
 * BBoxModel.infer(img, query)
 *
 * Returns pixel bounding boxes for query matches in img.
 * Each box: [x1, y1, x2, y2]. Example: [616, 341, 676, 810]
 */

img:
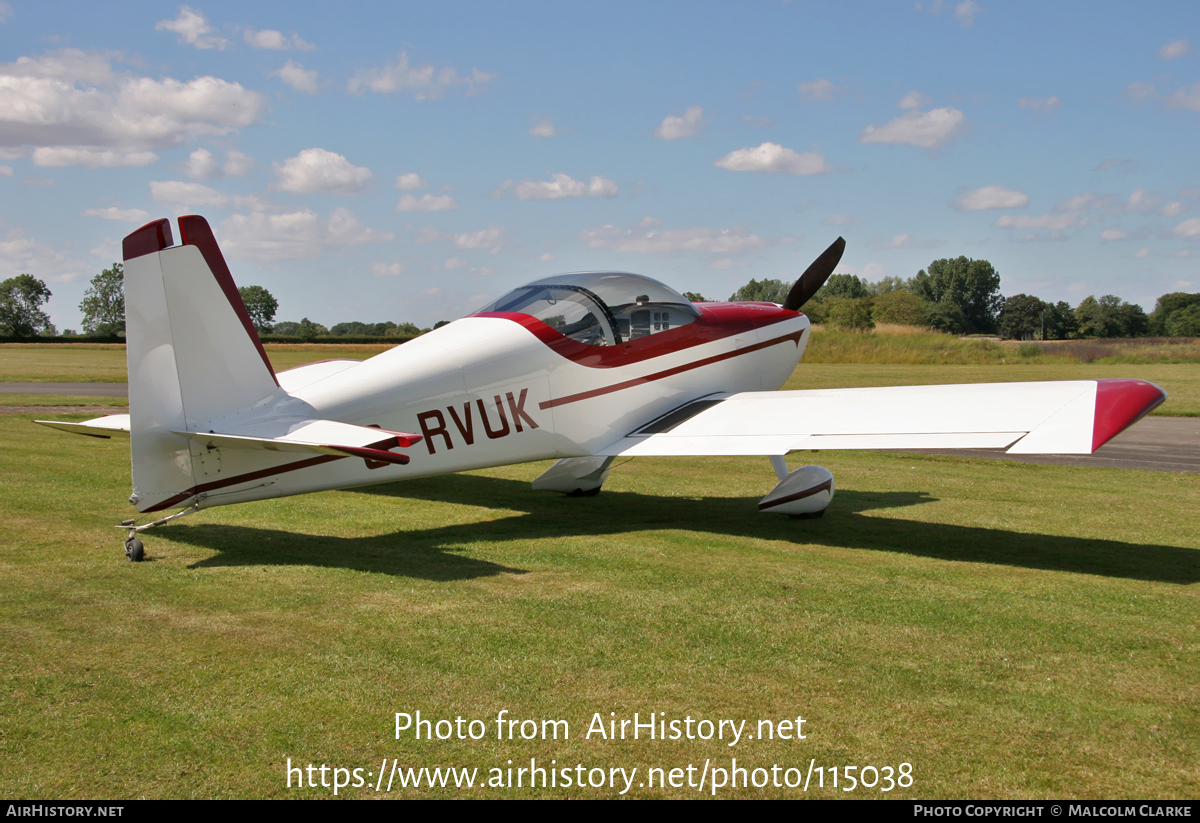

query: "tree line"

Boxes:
[2, 258, 1198, 341]
[719, 256, 1200, 339]
[0, 265, 447, 341]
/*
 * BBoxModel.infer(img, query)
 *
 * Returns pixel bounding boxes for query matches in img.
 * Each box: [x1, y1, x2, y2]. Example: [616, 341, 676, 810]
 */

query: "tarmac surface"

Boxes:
[4, 383, 1197, 474]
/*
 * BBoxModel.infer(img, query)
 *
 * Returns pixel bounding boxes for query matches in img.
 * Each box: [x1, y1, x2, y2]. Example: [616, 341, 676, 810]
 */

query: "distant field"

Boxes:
[2, 414, 1195, 798]
[3, 339, 1196, 416]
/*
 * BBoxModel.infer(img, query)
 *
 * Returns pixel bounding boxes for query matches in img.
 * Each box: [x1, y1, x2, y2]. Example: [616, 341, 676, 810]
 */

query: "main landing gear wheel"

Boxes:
[124, 537, 144, 562]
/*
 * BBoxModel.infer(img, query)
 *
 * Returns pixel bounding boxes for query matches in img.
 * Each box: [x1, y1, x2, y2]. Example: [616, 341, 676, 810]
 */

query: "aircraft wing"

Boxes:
[170, 418, 422, 466]
[595, 378, 1165, 457]
[35, 414, 131, 438]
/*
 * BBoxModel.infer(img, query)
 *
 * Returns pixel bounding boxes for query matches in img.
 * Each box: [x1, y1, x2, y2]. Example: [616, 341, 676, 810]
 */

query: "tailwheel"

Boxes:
[124, 537, 145, 562]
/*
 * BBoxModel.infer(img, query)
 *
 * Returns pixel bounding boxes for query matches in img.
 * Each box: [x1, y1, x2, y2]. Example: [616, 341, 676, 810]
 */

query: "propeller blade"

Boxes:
[782, 237, 846, 311]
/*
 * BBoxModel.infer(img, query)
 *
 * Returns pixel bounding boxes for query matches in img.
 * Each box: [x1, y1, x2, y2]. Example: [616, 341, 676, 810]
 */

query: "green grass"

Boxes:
[1, 415, 1196, 799]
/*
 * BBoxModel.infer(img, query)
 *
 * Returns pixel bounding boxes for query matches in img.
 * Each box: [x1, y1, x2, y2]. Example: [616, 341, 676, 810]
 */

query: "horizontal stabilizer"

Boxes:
[597, 379, 1165, 457]
[172, 418, 422, 465]
[35, 414, 131, 439]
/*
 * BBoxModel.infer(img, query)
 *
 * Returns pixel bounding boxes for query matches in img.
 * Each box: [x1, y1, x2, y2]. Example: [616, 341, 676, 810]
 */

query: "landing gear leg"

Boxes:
[117, 501, 202, 562]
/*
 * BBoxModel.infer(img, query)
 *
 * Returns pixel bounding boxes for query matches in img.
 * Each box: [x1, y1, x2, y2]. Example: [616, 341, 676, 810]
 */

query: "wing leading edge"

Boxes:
[596, 378, 1165, 457]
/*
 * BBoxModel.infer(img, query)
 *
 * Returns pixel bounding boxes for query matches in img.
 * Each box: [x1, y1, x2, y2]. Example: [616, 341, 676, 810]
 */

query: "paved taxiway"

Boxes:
[4, 382, 1197, 474]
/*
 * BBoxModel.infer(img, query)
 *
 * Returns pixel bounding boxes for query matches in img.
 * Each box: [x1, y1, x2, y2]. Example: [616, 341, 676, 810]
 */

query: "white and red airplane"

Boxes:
[38, 216, 1166, 561]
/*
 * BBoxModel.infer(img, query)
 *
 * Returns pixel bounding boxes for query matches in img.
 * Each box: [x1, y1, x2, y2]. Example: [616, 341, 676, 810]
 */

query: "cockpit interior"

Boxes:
[476, 272, 700, 346]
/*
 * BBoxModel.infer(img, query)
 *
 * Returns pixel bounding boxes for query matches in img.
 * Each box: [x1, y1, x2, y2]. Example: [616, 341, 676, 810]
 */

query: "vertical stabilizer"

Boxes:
[123, 216, 280, 511]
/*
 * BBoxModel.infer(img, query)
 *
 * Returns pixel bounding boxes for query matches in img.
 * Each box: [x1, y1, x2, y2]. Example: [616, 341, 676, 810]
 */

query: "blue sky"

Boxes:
[1, 1, 1197, 331]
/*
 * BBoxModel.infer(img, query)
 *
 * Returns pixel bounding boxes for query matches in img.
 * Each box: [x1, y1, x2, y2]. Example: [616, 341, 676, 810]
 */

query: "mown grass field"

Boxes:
[3, 413, 1197, 798]
[4, 337, 1198, 415]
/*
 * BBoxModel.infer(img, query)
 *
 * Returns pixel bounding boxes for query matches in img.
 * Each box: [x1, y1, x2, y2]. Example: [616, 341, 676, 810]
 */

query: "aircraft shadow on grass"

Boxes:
[167, 473, 1200, 585]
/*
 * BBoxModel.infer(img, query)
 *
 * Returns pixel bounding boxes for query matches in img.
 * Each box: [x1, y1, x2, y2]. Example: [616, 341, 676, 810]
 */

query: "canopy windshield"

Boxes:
[478, 272, 699, 346]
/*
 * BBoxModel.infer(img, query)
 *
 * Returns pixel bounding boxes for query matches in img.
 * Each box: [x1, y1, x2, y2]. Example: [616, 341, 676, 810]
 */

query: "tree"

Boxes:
[871, 289, 925, 326]
[823, 296, 874, 331]
[999, 294, 1047, 340]
[819, 273, 868, 301]
[1043, 301, 1077, 340]
[0, 274, 52, 338]
[79, 263, 124, 336]
[911, 257, 1003, 334]
[296, 317, 328, 341]
[1075, 295, 1148, 338]
[238, 285, 278, 334]
[1164, 303, 1200, 336]
[729, 278, 790, 303]
[682, 291, 710, 302]
[1149, 292, 1200, 336]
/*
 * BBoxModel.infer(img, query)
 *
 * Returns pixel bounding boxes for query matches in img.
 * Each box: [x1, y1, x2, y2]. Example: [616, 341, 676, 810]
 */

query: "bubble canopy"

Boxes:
[476, 272, 700, 346]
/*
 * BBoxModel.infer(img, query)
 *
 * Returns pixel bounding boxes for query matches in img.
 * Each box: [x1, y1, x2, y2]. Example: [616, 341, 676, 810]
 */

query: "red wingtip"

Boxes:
[1092, 379, 1167, 451]
[122, 218, 174, 261]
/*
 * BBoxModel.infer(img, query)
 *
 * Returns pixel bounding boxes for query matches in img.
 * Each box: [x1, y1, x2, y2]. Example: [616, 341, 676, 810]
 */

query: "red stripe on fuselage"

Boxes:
[540, 330, 804, 410]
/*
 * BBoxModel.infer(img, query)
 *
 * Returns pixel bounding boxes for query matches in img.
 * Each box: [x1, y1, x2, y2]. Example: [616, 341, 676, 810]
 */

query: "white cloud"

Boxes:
[654, 106, 706, 140]
[538, 253, 554, 262]
[243, 29, 315, 51]
[0, 148, 24, 159]
[870, 233, 939, 250]
[581, 223, 767, 256]
[155, 6, 228, 50]
[859, 107, 966, 149]
[0, 2, 11, 24]
[713, 142, 832, 175]
[1054, 192, 1107, 213]
[1094, 158, 1131, 172]
[0, 227, 89, 282]
[1133, 247, 1152, 258]
[0, 54, 263, 158]
[797, 79, 844, 102]
[0, 165, 10, 176]
[370, 262, 404, 278]
[33, 147, 157, 167]
[509, 173, 619, 201]
[184, 148, 220, 179]
[219, 207, 394, 262]
[1158, 39, 1190, 60]
[1162, 202, 1188, 217]
[454, 227, 505, 253]
[184, 147, 252, 179]
[274, 148, 373, 195]
[413, 227, 449, 244]
[954, 0, 981, 27]
[1100, 228, 1130, 242]
[835, 262, 887, 280]
[444, 257, 468, 269]
[1018, 95, 1062, 113]
[1162, 83, 1200, 112]
[396, 193, 457, 212]
[954, 185, 1029, 211]
[222, 150, 253, 176]
[271, 60, 318, 93]
[993, 212, 1089, 230]
[150, 180, 268, 212]
[1172, 218, 1200, 239]
[1123, 82, 1156, 105]
[898, 91, 931, 110]
[81, 207, 151, 222]
[823, 214, 861, 226]
[395, 173, 426, 190]
[529, 117, 555, 137]
[347, 53, 494, 99]
[637, 216, 663, 228]
[1122, 187, 1158, 213]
